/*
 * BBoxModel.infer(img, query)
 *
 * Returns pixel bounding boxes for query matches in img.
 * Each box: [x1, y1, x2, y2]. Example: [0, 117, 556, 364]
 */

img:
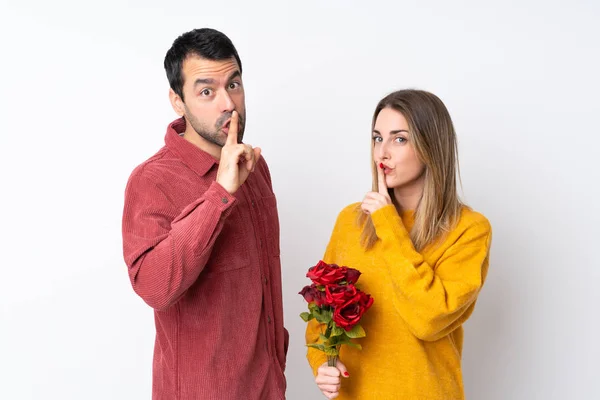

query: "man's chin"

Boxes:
[195, 130, 225, 147]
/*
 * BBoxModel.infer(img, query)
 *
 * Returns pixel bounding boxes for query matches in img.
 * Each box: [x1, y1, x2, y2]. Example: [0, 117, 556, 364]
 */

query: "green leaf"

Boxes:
[324, 346, 340, 356]
[344, 341, 363, 350]
[313, 308, 332, 324]
[307, 344, 325, 351]
[327, 336, 339, 346]
[313, 313, 326, 324]
[334, 336, 349, 344]
[331, 325, 345, 337]
[300, 312, 314, 322]
[345, 324, 366, 338]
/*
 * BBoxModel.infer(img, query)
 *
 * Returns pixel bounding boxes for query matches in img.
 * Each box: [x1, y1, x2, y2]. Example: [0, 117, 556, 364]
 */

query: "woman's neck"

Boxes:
[392, 175, 425, 212]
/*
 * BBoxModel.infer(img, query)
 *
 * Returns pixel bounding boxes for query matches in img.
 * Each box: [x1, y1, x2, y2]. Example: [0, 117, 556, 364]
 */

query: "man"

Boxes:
[122, 28, 288, 399]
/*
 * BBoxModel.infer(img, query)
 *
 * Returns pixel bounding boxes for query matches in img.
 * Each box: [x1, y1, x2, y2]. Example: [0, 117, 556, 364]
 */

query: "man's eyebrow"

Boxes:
[227, 70, 241, 81]
[193, 78, 215, 87]
[193, 70, 241, 88]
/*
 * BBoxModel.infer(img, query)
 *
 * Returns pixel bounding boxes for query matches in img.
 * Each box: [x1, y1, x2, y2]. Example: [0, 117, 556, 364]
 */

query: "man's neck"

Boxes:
[182, 129, 221, 160]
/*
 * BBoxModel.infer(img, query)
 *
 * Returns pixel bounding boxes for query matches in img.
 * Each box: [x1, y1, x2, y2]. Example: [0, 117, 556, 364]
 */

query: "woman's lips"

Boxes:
[380, 163, 393, 175]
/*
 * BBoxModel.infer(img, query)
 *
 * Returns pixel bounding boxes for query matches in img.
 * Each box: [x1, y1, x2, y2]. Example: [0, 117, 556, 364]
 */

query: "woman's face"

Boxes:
[372, 107, 425, 191]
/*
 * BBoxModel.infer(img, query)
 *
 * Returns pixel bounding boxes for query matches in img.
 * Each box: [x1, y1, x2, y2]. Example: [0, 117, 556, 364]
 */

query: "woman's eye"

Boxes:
[373, 136, 382, 143]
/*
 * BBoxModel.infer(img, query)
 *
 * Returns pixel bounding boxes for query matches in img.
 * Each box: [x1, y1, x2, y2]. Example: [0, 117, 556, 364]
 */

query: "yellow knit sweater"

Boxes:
[306, 203, 492, 400]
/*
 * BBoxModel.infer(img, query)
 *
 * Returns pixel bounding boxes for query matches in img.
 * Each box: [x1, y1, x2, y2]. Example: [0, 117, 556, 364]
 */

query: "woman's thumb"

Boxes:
[336, 360, 350, 378]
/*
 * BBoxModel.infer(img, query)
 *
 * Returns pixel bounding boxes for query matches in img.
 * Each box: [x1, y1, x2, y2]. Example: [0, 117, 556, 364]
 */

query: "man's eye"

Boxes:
[229, 82, 241, 89]
[200, 89, 212, 96]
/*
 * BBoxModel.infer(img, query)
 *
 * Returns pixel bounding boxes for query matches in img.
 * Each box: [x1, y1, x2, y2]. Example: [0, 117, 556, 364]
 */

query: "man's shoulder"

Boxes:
[256, 154, 271, 171]
[254, 154, 273, 185]
[127, 146, 184, 184]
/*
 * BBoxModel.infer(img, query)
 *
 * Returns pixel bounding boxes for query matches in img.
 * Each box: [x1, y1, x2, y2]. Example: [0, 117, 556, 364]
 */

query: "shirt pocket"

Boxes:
[204, 205, 251, 274]
[259, 195, 280, 257]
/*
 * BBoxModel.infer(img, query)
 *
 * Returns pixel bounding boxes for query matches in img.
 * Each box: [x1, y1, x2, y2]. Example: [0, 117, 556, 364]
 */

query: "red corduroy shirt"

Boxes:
[122, 118, 288, 400]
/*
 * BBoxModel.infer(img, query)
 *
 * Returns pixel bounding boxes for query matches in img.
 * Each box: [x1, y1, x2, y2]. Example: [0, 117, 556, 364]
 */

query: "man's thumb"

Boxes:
[336, 360, 350, 378]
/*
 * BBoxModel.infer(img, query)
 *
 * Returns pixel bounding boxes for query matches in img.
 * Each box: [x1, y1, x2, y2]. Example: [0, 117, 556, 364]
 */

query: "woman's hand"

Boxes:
[315, 359, 349, 399]
[361, 162, 392, 214]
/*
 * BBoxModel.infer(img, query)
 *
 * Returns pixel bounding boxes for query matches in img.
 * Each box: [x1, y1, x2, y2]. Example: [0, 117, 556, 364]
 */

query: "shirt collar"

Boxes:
[164, 117, 217, 177]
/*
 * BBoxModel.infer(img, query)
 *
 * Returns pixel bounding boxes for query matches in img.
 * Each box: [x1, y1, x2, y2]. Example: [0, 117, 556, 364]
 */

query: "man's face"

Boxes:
[177, 55, 246, 146]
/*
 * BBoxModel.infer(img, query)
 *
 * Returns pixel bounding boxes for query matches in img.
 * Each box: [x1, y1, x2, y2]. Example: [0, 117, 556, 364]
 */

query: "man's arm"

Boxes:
[122, 111, 261, 310]
[122, 176, 236, 310]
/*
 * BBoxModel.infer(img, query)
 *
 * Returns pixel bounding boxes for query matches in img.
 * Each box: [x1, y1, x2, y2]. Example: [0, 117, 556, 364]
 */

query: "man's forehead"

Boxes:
[182, 55, 240, 81]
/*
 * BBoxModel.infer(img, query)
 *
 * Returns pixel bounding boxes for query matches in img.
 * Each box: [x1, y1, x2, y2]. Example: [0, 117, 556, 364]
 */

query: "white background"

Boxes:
[1, 0, 599, 399]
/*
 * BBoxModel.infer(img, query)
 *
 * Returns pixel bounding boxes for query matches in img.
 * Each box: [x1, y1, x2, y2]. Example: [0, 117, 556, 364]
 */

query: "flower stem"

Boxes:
[327, 355, 338, 367]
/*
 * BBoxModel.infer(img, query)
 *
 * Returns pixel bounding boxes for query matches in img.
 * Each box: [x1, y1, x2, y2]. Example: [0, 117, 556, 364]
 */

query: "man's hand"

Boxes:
[216, 111, 262, 194]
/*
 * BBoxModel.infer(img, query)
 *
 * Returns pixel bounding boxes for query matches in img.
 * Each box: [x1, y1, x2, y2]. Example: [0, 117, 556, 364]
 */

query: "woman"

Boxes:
[306, 89, 492, 399]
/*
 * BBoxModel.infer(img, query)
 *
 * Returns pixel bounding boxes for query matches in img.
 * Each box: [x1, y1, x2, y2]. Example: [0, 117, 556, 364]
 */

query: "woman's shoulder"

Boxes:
[456, 205, 492, 235]
[337, 202, 363, 220]
[327, 202, 363, 232]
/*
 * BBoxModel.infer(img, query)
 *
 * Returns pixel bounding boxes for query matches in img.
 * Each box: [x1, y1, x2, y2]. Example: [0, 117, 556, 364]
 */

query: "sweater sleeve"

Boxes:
[122, 172, 236, 310]
[370, 205, 492, 342]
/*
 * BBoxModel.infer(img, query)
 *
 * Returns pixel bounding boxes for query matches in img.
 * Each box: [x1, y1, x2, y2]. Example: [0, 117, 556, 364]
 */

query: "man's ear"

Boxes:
[169, 88, 185, 116]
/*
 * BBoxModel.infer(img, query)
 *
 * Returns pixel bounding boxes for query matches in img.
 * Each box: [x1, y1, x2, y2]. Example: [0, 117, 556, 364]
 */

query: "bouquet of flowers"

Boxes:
[300, 260, 374, 367]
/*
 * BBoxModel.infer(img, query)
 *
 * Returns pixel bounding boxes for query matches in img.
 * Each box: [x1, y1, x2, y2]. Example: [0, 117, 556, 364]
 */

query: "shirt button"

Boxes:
[259, 239, 263, 248]
[267, 316, 271, 323]
[264, 277, 268, 284]
[251, 200, 256, 207]
[221, 197, 228, 204]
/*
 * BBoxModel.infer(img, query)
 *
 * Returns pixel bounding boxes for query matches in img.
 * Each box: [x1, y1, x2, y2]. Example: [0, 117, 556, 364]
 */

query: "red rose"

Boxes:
[306, 261, 346, 285]
[299, 284, 327, 307]
[325, 284, 358, 306]
[333, 291, 374, 331]
[342, 267, 361, 284]
[358, 290, 374, 310]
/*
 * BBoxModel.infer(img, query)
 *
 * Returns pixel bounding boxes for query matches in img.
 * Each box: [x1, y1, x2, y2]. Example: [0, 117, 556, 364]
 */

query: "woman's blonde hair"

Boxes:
[357, 89, 465, 251]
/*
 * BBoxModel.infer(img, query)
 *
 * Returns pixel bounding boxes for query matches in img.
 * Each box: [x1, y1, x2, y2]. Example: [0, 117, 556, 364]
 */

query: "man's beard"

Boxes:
[184, 107, 246, 147]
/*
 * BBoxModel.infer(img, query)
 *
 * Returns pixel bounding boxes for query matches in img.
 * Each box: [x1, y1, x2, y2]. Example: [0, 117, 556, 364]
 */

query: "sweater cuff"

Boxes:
[370, 205, 410, 241]
[370, 204, 423, 267]
[309, 352, 328, 377]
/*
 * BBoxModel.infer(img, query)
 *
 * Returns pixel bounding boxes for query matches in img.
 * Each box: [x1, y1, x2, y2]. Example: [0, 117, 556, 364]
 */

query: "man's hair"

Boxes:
[164, 28, 242, 101]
